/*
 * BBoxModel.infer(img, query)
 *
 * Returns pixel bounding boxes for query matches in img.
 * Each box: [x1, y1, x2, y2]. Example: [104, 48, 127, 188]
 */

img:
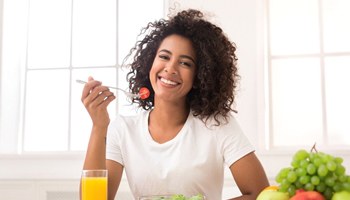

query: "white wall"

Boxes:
[0, 0, 3, 133]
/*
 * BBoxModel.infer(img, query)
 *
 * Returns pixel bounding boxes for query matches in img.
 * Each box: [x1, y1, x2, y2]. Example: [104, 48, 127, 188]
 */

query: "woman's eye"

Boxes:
[180, 61, 192, 67]
[159, 55, 169, 60]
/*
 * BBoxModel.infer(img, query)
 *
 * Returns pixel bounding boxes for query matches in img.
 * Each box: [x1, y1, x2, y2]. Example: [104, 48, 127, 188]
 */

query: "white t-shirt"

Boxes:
[106, 110, 254, 200]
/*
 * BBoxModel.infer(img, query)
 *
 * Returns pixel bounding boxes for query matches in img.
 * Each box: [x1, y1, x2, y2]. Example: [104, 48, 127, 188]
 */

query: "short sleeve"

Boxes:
[106, 116, 124, 166]
[216, 115, 255, 167]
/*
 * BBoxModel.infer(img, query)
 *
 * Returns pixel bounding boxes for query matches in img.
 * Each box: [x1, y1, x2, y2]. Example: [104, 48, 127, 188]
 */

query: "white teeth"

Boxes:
[160, 77, 178, 85]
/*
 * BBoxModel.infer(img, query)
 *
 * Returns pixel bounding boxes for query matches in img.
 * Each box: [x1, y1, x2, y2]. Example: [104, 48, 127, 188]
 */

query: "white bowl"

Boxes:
[138, 194, 206, 200]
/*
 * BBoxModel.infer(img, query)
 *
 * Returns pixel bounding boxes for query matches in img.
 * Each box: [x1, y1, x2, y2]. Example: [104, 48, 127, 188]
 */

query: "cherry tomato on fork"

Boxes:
[139, 87, 150, 100]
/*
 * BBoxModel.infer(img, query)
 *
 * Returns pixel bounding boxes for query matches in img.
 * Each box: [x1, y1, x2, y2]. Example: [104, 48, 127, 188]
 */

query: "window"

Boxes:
[266, 0, 350, 149]
[0, 0, 165, 153]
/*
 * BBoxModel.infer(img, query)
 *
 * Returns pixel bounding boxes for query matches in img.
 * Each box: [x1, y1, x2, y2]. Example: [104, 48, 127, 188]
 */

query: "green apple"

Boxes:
[332, 191, 350, 200]
[257, 190, 289, 200]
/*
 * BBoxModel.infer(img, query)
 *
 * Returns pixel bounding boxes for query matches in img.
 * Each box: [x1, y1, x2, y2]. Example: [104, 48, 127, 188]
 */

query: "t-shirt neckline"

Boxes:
[143, 110, 192, 146]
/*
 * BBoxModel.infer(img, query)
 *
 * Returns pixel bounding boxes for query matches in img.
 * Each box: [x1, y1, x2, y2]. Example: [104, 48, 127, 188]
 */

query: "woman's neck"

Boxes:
[151, 100, 189, 127]
[147, 98, 190, 143]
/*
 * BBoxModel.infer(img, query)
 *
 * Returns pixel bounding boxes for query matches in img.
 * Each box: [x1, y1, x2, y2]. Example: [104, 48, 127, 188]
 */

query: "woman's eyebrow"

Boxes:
[159, 49, 196, 64]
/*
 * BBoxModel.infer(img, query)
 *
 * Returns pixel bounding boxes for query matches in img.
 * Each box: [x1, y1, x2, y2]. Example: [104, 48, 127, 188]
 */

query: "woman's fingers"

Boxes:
[79, 76, 116, 128]
[83, 86, 114, 107]
[81, 78, 102, 102]
[88, 88, 115, 107]
[99, 92, 116, 107]
[80, 77, 116, 112]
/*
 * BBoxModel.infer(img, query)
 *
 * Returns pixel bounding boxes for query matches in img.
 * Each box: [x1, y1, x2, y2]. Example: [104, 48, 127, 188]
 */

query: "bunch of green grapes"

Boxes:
[275, 149, 350, 199]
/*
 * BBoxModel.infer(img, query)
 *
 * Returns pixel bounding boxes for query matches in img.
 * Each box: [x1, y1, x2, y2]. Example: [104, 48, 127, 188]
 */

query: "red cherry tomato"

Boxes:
[139, 87, 150, 100]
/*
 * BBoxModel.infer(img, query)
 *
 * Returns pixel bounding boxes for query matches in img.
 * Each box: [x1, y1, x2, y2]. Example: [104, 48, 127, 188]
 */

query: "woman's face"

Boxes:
[149, 34, 197, 103]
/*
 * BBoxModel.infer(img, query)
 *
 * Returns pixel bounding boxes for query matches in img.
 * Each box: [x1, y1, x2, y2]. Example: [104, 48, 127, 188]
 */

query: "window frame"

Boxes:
[262, 0, 350, 153]
[0, 0, 168, 154]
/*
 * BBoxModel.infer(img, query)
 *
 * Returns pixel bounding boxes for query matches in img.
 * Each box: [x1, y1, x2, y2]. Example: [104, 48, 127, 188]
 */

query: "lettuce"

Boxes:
[152, 194, 204, 200]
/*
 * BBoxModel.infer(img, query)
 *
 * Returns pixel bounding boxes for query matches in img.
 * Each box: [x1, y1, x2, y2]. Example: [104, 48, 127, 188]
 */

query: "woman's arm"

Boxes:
[81, 76, 115, 169]
[106, 160, 124, 200]
[82, 129, 124, 200]
[228, 152, 269, 200]
[79, 77, 121, 200]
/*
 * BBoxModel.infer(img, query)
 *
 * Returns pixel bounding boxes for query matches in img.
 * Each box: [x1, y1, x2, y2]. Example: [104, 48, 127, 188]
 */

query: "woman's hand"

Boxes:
[81, 76, 116, 130]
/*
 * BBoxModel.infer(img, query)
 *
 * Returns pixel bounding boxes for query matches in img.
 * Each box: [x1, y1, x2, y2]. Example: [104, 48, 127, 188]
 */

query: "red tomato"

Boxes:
[139, 87, 150, 100]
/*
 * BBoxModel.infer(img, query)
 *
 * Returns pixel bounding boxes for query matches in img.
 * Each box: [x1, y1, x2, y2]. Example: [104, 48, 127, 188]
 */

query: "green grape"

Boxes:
[287, 171, 298, 183]
[338, 174, 347, 182]
[291, 160, 300, 168]
[296, 167, 307, 177]
[317, 152, 326, 158]
[312, 157, 322, 167]
[326, 160, 337, 171]
[275, 173, 284, 183]
[309, 152, 316, 162]
[316, 182, 326, 192]
[281, 179, 291, 187]
[335, 165, 345, 176]
[276, 168, 290, 183]
[334, 157, 343, 164]
[307, 163, 316, 175]
[333, 182, 343, 192]
[294, 149, 309, 161]
[342, 182, 350, 192]
[299, 160, 309, 168]
[321, 154, 332, 163]
[325, 176, 335, 187]
[317, 164, 328, 177]
[323, 187, 333, 200]
[279, 186, 288, 193]
[299, 175, 310, 185]
[294, 180, 303, 188]
[304, 183, 315, 191]
[311, 176, 320, 185]
[279, 179, 290, 192]
[287, 184, 296, 196]
[279, 167, 291, 178]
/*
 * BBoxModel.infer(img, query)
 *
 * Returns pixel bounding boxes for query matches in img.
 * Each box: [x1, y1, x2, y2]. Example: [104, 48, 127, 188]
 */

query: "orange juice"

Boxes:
[81, 177, 107, 200]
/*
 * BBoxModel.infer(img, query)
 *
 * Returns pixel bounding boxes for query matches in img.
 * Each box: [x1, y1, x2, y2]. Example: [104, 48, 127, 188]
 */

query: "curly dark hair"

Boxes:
[124, 9, 239, 125]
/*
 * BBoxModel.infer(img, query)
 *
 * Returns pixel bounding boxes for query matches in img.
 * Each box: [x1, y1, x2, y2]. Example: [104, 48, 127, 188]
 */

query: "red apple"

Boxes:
[290, 190, 325, 200]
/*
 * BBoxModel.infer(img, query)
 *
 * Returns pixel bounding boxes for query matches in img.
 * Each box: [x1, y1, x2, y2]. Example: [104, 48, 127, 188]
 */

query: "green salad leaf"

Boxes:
[152, 194, 204, 200]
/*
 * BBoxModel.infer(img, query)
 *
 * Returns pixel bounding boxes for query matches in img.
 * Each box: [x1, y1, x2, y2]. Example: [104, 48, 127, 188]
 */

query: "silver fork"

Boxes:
[76, 79, 140, 98]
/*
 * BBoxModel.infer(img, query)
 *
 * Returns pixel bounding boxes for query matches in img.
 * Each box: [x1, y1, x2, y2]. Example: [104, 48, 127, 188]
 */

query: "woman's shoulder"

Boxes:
[191, 111, 241, 131]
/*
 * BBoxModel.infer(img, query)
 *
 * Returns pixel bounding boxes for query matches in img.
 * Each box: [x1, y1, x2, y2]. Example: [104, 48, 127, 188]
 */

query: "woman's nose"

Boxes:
[164, 61, 178, 74]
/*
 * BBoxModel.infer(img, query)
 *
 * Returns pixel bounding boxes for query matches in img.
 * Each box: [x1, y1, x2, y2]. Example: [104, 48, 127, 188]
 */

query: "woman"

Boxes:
[81, 9, 269, 200]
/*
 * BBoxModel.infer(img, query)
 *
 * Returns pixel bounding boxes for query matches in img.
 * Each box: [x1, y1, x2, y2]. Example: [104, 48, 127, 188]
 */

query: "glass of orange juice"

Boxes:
[81, 169, 108, 200]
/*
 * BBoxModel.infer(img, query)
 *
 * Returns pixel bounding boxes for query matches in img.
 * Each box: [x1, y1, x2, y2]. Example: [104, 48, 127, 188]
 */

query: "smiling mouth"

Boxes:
[159, 77, 179, 86]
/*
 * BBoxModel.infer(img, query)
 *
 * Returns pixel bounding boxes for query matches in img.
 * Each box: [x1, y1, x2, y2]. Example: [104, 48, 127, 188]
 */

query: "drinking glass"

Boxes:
[81, 169, 108, 200]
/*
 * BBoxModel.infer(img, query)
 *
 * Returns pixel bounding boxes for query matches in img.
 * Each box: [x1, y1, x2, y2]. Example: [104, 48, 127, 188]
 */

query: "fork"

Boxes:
[76, 79, 140, 98]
